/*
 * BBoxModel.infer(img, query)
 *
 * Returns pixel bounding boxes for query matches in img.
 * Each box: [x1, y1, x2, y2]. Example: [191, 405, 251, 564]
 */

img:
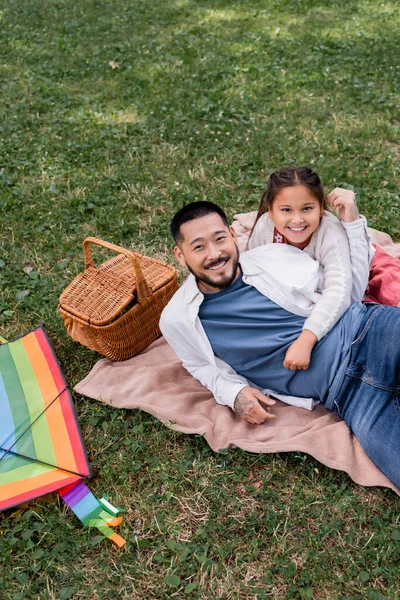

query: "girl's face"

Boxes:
[268, 184, 324, 247]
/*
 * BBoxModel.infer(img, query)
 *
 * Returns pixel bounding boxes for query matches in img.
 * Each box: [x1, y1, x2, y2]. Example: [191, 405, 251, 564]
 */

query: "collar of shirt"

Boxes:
[182, 273, 203, 304]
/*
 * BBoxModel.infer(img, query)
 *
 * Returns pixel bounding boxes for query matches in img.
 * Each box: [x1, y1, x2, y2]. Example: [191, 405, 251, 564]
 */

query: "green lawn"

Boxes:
[1, 1, 399, 598]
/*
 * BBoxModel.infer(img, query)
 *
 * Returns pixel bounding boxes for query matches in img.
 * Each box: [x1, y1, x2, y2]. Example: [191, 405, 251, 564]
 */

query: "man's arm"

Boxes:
[234, 387, 276, 424]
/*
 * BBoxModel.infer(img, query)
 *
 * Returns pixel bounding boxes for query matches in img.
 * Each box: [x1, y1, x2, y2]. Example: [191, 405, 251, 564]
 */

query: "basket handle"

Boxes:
[83, 237, 151, 301]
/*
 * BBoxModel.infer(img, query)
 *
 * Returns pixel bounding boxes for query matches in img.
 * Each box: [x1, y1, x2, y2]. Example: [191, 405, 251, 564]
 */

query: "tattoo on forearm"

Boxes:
[234, 390, 255, 416]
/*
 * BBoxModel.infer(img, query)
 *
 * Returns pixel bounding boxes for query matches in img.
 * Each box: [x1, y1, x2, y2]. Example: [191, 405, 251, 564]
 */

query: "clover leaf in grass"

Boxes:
[165, 574, 180, 588]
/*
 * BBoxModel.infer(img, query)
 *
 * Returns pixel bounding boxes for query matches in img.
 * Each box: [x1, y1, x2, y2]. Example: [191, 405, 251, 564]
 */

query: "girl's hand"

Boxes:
[283, 330, 317, 370]
[327, 187, 359, 222]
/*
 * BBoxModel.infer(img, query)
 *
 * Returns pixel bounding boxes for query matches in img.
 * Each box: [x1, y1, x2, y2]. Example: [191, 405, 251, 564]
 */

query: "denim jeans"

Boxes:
[328, 304, 400, 488]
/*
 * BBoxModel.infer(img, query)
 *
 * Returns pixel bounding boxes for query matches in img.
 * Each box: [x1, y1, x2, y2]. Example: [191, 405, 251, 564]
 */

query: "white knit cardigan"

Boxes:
[248, 211, 373, 340]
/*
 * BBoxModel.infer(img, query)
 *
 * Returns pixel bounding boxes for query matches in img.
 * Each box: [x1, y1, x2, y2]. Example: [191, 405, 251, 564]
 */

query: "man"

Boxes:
[160, 201, 400, 487]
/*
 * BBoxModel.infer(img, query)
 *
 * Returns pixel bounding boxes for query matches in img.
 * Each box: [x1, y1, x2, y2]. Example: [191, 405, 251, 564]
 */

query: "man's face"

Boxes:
[174, 213, 241, 294]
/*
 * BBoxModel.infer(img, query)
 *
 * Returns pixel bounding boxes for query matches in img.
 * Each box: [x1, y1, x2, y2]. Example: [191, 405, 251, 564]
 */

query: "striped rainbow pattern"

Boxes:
[0, 326, 91, 511]
[58, 480, 126, 547]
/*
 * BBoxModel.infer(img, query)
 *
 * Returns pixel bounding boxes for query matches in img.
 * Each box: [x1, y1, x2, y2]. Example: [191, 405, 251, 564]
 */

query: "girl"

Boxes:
[248, 166, 373, 371]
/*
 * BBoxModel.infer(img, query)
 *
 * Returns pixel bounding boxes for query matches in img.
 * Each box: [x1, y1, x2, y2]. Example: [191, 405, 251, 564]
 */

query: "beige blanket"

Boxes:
[75, 336, 400, 495]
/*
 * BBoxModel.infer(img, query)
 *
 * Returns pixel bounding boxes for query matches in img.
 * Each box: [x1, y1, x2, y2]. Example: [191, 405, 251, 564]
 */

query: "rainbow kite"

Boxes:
[0, 327, 125, 546]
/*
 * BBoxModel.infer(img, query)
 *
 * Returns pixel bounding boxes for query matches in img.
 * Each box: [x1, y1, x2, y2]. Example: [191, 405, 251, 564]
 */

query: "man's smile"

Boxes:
[205, 258, 229, 271]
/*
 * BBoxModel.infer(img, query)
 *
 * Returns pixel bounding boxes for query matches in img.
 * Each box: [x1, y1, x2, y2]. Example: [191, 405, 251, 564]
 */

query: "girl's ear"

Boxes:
[174, 246, 187, 268]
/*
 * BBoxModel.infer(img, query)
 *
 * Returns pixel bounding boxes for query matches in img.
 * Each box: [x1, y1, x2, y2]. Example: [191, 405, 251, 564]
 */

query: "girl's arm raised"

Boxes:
[327, 187, 373, 303]
[341, 217, 373, 302]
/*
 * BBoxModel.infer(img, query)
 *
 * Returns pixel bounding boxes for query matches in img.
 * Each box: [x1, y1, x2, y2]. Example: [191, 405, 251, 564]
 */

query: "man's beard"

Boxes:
[187, 244, 240, 291]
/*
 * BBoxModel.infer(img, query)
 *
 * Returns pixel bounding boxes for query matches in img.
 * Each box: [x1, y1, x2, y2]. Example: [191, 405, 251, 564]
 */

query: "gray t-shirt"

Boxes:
[198, 272, 366, 404]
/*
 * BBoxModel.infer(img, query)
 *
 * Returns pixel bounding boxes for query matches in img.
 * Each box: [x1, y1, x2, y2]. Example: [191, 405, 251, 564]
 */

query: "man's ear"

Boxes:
[229, 225, 238, 243]
[174, 245, 187, 268]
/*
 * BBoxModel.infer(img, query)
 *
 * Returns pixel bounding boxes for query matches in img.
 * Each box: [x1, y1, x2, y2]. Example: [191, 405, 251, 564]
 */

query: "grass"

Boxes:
[0, 0, 399, 598]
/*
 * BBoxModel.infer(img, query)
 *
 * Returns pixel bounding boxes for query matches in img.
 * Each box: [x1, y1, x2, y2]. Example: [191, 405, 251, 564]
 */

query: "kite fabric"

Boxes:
[0, 327, 125, 546]
[58, 480, 126, 547]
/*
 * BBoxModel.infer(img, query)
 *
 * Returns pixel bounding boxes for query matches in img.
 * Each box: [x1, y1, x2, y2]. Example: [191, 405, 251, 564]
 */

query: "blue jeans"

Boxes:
[328, 304, 400, 488]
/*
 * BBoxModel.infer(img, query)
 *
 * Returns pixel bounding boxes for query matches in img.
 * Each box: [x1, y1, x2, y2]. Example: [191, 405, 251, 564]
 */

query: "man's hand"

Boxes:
[234, 387, 276, 424]
[327, 188, 359, 223]
[283, 330, 317, 371]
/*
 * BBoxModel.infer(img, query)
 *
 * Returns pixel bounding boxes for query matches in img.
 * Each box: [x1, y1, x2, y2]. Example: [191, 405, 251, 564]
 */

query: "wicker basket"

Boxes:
[59, 237, 179, 361]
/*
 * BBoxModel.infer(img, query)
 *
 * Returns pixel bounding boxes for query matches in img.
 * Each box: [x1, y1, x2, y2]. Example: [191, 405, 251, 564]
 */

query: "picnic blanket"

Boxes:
[75, 336, 400, 495]
[75, 217, 400, 495]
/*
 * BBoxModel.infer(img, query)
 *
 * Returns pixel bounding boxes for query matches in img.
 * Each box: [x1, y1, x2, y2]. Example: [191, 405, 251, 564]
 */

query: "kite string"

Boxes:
[0, 386, 70, 464]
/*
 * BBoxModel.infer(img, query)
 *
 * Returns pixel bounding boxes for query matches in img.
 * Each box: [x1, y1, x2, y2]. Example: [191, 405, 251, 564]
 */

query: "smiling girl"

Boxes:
[248, 166, 372, 371]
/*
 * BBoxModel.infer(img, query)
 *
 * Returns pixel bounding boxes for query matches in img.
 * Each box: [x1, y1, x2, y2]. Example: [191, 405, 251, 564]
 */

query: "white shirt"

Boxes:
[160, 245, 327, 411]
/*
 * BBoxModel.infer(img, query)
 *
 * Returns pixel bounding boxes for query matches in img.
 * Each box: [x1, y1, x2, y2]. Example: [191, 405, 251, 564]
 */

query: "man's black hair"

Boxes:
[170, 201, 229, 244]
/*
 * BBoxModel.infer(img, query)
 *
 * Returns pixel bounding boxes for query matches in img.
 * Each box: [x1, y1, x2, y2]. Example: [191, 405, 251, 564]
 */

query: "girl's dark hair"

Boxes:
[251, 166, 327, 237]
